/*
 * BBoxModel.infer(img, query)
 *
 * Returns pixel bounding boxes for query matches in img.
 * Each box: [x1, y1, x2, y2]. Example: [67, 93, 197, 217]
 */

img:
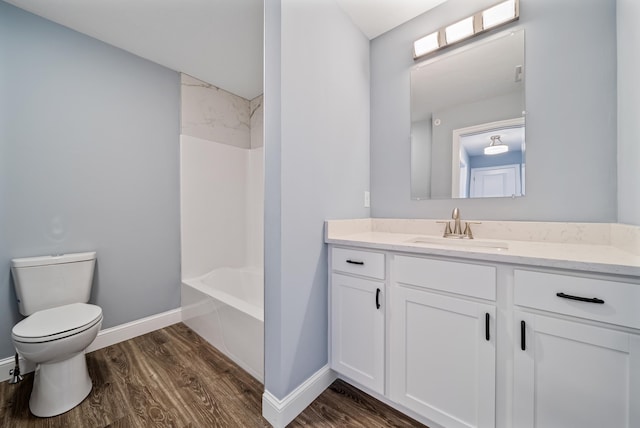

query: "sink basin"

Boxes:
[407, 236, 509, 250]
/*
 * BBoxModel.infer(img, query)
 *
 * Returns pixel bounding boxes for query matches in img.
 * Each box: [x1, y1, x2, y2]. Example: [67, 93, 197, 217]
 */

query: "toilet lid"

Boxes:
[12, 303, 102, 343]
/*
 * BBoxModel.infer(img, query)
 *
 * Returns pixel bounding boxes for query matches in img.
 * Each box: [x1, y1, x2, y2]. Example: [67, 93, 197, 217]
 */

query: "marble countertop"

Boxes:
[325, 219, 640, 277]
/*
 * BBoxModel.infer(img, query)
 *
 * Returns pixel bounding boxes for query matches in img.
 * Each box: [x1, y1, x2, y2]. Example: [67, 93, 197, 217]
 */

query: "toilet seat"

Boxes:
[12, 303, 103, 344]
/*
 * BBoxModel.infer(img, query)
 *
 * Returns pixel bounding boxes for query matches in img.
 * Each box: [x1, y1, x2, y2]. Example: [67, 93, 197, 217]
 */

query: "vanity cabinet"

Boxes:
[390, 286, 496, 428]
[389, 255, 497, 428]
[514, 311, 640, 428]
[327, 235, 640, 428]
[329, 248, 385, 394]
[513, 270, 640, 428]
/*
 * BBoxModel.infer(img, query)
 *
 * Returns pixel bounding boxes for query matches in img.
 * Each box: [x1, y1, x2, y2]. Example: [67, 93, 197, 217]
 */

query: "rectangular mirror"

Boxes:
[411, 28, 525, 199]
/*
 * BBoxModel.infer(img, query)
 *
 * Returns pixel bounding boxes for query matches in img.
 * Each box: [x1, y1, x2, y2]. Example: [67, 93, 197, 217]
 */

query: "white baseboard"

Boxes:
[262, 365, 337, 428]
[86, 307, 182, 353]
[1, 307, 182, 382]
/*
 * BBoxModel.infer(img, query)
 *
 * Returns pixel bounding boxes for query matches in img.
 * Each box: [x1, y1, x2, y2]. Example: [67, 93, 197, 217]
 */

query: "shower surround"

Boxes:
[179, 74, 264, 381]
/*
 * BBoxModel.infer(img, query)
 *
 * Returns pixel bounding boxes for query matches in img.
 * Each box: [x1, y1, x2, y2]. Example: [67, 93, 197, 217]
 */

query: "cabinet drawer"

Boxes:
[394, 256, 496, 301]
[514, 270, 640, 329]
[331, 247, 385, 279]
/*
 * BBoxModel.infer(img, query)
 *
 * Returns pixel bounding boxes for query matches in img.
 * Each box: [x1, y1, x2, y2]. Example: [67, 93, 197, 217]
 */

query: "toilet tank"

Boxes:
[11, 252, 97, 316]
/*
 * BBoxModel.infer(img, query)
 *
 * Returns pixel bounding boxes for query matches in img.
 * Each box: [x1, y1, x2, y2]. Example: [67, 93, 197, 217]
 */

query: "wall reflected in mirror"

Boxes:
[411, 28, 525, 199]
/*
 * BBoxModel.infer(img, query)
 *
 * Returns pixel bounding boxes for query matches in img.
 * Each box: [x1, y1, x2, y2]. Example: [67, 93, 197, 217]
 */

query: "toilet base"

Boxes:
[29, 352, 92, 417]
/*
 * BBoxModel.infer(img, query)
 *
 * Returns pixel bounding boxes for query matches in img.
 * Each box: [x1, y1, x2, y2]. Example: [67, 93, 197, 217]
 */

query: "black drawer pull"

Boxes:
[346, 259, 364, 265]
[556, 292, 605, 304]
[376, 288, 381, 309]
[520, 320, 526, 351]
[485, 313, 490, 341]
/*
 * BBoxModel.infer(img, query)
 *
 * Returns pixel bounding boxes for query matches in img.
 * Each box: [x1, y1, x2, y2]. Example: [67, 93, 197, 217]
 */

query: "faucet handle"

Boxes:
[463, 221, 482, 239]
[436, 220, 453, 237]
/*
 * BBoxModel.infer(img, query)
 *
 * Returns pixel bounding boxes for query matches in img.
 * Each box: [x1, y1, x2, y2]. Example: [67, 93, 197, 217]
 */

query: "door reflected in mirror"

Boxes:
[411, 28, 525, 199]
[453, 118, 525, 198]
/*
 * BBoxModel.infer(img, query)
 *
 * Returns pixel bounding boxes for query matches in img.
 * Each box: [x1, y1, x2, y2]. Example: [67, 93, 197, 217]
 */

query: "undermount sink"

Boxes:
[407, 236, 509, 250]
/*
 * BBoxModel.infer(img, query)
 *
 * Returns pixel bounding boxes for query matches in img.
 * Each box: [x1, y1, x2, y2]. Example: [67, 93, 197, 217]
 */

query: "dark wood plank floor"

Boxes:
[0, 323, 425, 427]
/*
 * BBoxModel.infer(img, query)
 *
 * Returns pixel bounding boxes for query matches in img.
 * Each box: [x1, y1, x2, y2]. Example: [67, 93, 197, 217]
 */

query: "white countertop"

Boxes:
[325, 219, 640, 277]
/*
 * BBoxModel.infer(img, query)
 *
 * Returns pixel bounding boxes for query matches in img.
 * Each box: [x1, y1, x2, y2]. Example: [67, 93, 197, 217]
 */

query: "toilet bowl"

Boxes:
[10, 251, 101, 417]
[12, 303, 103, 417]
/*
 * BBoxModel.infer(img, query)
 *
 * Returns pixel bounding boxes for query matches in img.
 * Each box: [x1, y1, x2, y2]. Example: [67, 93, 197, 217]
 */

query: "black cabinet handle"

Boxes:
[556, 292, 604, 304]
[485, 313, 490, 341]
[376, 288, 381, 309]
[346, 259, 364, 265]
[520, 320, 526, 351]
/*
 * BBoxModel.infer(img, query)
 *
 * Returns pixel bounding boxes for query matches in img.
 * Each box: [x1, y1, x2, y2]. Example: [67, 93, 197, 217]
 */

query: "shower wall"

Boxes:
[247, 96, 264, 268]
[180, 74, 263, 279]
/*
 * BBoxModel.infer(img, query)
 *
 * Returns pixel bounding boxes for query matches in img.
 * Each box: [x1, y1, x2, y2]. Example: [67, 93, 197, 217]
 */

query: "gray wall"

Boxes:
[0, 37, 13, 360]
[0, 2, 181, 359]
[264, 0, 370, 399]
[371, 0, 618, 221]
[411, 119, 432, 199]
[617, 0, 640, 226]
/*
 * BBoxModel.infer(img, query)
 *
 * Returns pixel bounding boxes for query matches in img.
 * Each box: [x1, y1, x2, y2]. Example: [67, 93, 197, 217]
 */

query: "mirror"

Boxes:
[410, 29, 525, 199]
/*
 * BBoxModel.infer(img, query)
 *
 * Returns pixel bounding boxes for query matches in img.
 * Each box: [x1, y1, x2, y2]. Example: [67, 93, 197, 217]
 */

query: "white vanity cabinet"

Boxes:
[329, 247, 385, 394]
[389, 255, 497, 428]
[513, 270, 640, 428]
[326, 229, 640, 428]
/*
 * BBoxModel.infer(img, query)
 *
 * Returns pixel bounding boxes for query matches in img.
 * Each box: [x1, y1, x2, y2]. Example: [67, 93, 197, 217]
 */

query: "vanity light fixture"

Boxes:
[483, 0, 517, 30]
[413, 0, 519, 60]
[413, 31, 440, 58]
[445, 17, 474, 44]
[484, 135, 509, 155]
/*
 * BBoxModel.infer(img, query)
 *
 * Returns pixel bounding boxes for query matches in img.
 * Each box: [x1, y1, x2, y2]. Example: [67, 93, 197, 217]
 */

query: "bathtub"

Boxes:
[181, 267, 264, 382]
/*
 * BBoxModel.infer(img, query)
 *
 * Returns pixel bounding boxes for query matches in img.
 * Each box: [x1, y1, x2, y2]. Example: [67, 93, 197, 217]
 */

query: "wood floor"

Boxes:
[0, 323, 425, 427]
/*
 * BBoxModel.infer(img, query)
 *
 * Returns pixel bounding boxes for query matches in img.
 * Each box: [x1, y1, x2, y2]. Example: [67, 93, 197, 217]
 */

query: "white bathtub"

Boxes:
[181, 267, 264, 382]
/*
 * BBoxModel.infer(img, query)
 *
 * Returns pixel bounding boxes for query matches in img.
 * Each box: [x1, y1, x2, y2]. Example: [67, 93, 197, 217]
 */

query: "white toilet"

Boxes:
[10, 251, 103, 417]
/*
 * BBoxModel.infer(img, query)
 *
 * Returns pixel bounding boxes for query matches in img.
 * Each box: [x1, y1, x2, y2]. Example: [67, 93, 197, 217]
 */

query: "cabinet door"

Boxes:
[331, 273, 384, 394]
[514, 311, 640, 428]
[389, 286, 496, 428]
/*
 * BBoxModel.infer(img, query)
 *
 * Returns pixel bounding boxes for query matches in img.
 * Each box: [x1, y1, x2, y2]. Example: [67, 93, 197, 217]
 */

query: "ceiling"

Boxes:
[335, 0, 448, 39]
[5, 0, 447, 99]
[5, 0, 264, 100]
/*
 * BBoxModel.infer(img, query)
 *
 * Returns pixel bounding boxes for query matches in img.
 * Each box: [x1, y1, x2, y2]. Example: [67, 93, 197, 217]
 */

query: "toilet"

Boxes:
[10, 251, 103, 417]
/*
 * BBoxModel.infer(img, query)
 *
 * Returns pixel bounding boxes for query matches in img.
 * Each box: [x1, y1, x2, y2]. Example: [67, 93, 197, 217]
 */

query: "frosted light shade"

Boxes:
[483, 0, 516, 30]
[484, 144, 509, 155]
[414, 32, 440, 58]
[445, 17, 474, 44]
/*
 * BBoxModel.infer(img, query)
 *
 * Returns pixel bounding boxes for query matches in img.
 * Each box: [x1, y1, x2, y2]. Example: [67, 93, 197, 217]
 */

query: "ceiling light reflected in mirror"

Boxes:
[484, 135, 509, 155]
